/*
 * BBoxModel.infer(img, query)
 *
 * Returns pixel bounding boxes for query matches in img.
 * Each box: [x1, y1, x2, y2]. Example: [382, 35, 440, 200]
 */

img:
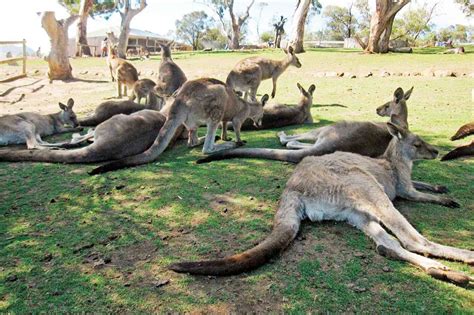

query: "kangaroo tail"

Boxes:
[169, 192, 302, 276]
[441, 142, 474, 161]
[196, 147, 322, 164]
[451, 123, 474, 141]
[78, 116, 101, 127]
[0, 147, 93, 163]
[89, 115, 183, 175]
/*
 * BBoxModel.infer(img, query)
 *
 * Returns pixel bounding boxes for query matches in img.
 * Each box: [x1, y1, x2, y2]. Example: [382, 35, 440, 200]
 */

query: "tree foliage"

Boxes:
[176, 11, 214, 50]
[391, 3, 438, 43]
[454, 0, 474, 16]
[323, 4, 356, 40]
[58, 0, 116, 18]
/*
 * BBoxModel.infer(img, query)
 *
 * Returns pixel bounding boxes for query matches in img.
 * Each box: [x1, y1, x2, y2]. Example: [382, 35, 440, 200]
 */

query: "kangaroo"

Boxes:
[170, 121, 474, 287]
[155, 42, 187, 97]
[0, 98, 80, 149]
[0, 110, 176, 164]
[226, 46, 302, 101]
[232, 83, 315, 131]
[89, 78, 247, 175]
[221, 94, 269, 145]
[78, 92, 164, 127]
[130, 78, 158, 105]
[442, 122, 474, 161]
[442, 47, 465, 54]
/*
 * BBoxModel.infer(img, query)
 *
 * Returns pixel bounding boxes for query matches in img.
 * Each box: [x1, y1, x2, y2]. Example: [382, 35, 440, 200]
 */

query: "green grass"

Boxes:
[1, 49, 474, 313]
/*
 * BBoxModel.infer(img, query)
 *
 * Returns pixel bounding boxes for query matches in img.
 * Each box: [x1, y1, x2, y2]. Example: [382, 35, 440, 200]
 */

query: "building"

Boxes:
[68, 26, 190, 57]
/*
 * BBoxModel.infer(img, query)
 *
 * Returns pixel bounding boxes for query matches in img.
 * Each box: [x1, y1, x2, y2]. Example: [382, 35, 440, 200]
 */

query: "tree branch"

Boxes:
[385, 0, 411, 22]
[238, 0, 256, 26]
[64, 14, 79, 28]
[355, 34, 368, 49]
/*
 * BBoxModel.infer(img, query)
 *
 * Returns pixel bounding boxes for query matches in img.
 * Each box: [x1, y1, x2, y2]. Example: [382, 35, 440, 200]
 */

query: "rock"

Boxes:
[422, 69, 434, 77]
[364, 72, 373, 78]
[115, 184, 126, 190]
[337, 72, 344, 77]
[80, 70, 88, 75]
[380, 70, 390, 77]
[153, 279, 170, 288]
[314, 72, 326, 78]
[42, 253, 53, 262]
[354, 252, 366, 258]
[468, 73, 474, 78]
[403, 72, 411, 77]
[382, 266, 391, 272]
[411, 72, 421, 76]
[354, 286, 367, 293]
[223, 208, 228, 213]
[434, 70, 455, 77]
[6, 274, 18, 282]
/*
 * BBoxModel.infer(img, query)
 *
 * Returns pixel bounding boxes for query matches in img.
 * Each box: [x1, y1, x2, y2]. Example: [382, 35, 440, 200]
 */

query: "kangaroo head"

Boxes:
[377, 86, 412, 128]
[159, 42, 172, 59]
[284, 46, 301, 68]
[146, 91, 165, 110]
[387, 118, 438, 161]
[58, 98, 79, 127]
[249, 94, 269, 128]
[297, 83, 315, 106]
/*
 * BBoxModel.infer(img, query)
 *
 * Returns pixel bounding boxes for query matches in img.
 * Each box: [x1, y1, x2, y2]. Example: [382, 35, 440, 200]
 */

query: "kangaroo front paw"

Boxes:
[435, 185, 449, 194]
[441, 198, 460, 208]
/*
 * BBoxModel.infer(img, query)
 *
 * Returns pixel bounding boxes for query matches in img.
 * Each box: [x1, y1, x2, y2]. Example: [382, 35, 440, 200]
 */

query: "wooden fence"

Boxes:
[0, 39, 27, 82]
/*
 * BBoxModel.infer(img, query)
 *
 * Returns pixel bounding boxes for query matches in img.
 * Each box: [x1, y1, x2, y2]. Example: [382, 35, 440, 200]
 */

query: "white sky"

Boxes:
[0, 0, 471, 53]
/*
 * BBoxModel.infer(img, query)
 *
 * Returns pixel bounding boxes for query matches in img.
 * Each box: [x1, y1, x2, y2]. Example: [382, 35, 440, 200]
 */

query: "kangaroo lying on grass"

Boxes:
[170, 121, 474, 287]
[79, 91, 164, 127]
[155, 42, 187, 97]
[442, 122, 474, 161]
[0, 110, 178, 163]
[0, 98, 80, 149]
[89, 78, 268, 174]
[231, 83, 315, 131]
[226, 46, 301, 100]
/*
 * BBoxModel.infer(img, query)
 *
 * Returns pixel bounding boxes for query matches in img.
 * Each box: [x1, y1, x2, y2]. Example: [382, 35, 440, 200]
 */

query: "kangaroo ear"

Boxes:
[59, 102, 67, 110]
[288, 46, 294, 54]
[261, 94, 269, 106]
[308, 84, 316, 95]
[67, 98, 74, 109]
[393, 87, 404, 103]
[404, 86, 414, 100]
[297, 83, 305, 94]
[387, 118, 407, 140]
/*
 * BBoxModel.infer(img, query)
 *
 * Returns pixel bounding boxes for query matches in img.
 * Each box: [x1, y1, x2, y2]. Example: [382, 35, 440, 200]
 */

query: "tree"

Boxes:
[288, 0, 322, 53]
[41, 11, 78, 80]
[323, 4, 356, 40]
[356, 0, 410, 53]
[355, 0, 371, 37]
[59, 0, 115, 56]
[273, 16, 287, 48]
[260, 31, 273, 43]
[455, 0, 474, 16]
[391, 3, 438, 45]
[200, 0, 256, 49]
[202, 27, 229, 49]
[255, 2, 268, 39]
[176, 11, 214, 50]
[438, 24, 469, 42]
[115, 0, 147, 58]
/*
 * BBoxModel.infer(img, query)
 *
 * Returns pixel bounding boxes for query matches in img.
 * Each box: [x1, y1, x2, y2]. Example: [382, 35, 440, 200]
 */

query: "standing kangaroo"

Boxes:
[155, 42, 187, 97]
[233, 83, 315, 131]
[89, 78, 266, 174]
[0, 98, 80, 149]
[78, 91, 164, 127]
[0, 110, 178, 164]
[226, 46, 302, 100]
[442, 122, 474, 161]
[130, 79, 158, 105]
[170, 121, 474, 287]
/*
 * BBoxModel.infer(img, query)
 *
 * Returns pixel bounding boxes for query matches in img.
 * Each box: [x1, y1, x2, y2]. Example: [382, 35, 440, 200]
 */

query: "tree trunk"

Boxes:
[288, 0, 311, 53]
[75, 0, 93, 56]
[117, 0, 147, 59]
[41, 11, 78, 80]
[364, 0, 410, 54]
[230, 24, 240, 49]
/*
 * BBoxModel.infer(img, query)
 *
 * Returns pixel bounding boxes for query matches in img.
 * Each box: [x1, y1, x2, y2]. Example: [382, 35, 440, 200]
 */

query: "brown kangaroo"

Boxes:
[226, 46, 302, 100]
[442, 122, 474, 161]
[233, 83, 315, 131]
[130, 78, 159, 106]
[89, 78, 262, 174]
[0, 110, 176, 164]
[78, 92, 164, 127]
[170, 121, 474, 287]
[0, 98, 80, 149]
[155, 42, 187, 97]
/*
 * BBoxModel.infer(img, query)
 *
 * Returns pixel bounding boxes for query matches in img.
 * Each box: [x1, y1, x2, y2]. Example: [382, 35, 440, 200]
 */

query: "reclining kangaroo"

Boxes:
[155, 42, 187, 97]
[170, 121, 474, 287]
[79, 91, 164, 127]
[0, 110, 181, 164]
[233, 83, 315, 131]
[0, 98, 80, 149]
[442, 122, 474, 161]
[226, 46, 301, 100]
[89, 78, 266, 174]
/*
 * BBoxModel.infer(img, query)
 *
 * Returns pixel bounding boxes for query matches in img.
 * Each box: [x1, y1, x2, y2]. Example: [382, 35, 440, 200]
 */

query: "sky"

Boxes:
[0, 0, 471, 53]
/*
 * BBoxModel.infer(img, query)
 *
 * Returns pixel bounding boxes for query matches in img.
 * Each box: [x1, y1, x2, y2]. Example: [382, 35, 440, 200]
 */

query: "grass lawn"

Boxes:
[1, 48, 473, 313]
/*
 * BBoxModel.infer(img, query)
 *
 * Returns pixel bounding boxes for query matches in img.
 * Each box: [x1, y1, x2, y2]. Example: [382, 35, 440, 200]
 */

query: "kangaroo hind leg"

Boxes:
[278, 129, 321, 146]
[202, 121, 236, 154]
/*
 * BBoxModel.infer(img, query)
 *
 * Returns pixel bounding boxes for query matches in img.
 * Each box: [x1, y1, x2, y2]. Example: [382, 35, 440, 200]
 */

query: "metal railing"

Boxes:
[0, 39, 27, 82]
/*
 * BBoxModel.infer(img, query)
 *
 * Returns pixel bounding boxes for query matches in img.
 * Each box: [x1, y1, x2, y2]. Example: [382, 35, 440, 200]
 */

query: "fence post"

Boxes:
[22, 38, 26, 75]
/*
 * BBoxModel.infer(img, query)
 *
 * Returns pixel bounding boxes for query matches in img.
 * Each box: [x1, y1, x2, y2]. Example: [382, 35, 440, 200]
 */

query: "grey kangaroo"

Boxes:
[442, 122, 474, 161]
[155, 42, 187, 97]
[78, 92, 164, 127]
[170, 120, 474, 287]
[0, 110, 182, 164]
[89, 78, 266, 174]
[226, 46, 301, 100]
[0, 98, 80, 149]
